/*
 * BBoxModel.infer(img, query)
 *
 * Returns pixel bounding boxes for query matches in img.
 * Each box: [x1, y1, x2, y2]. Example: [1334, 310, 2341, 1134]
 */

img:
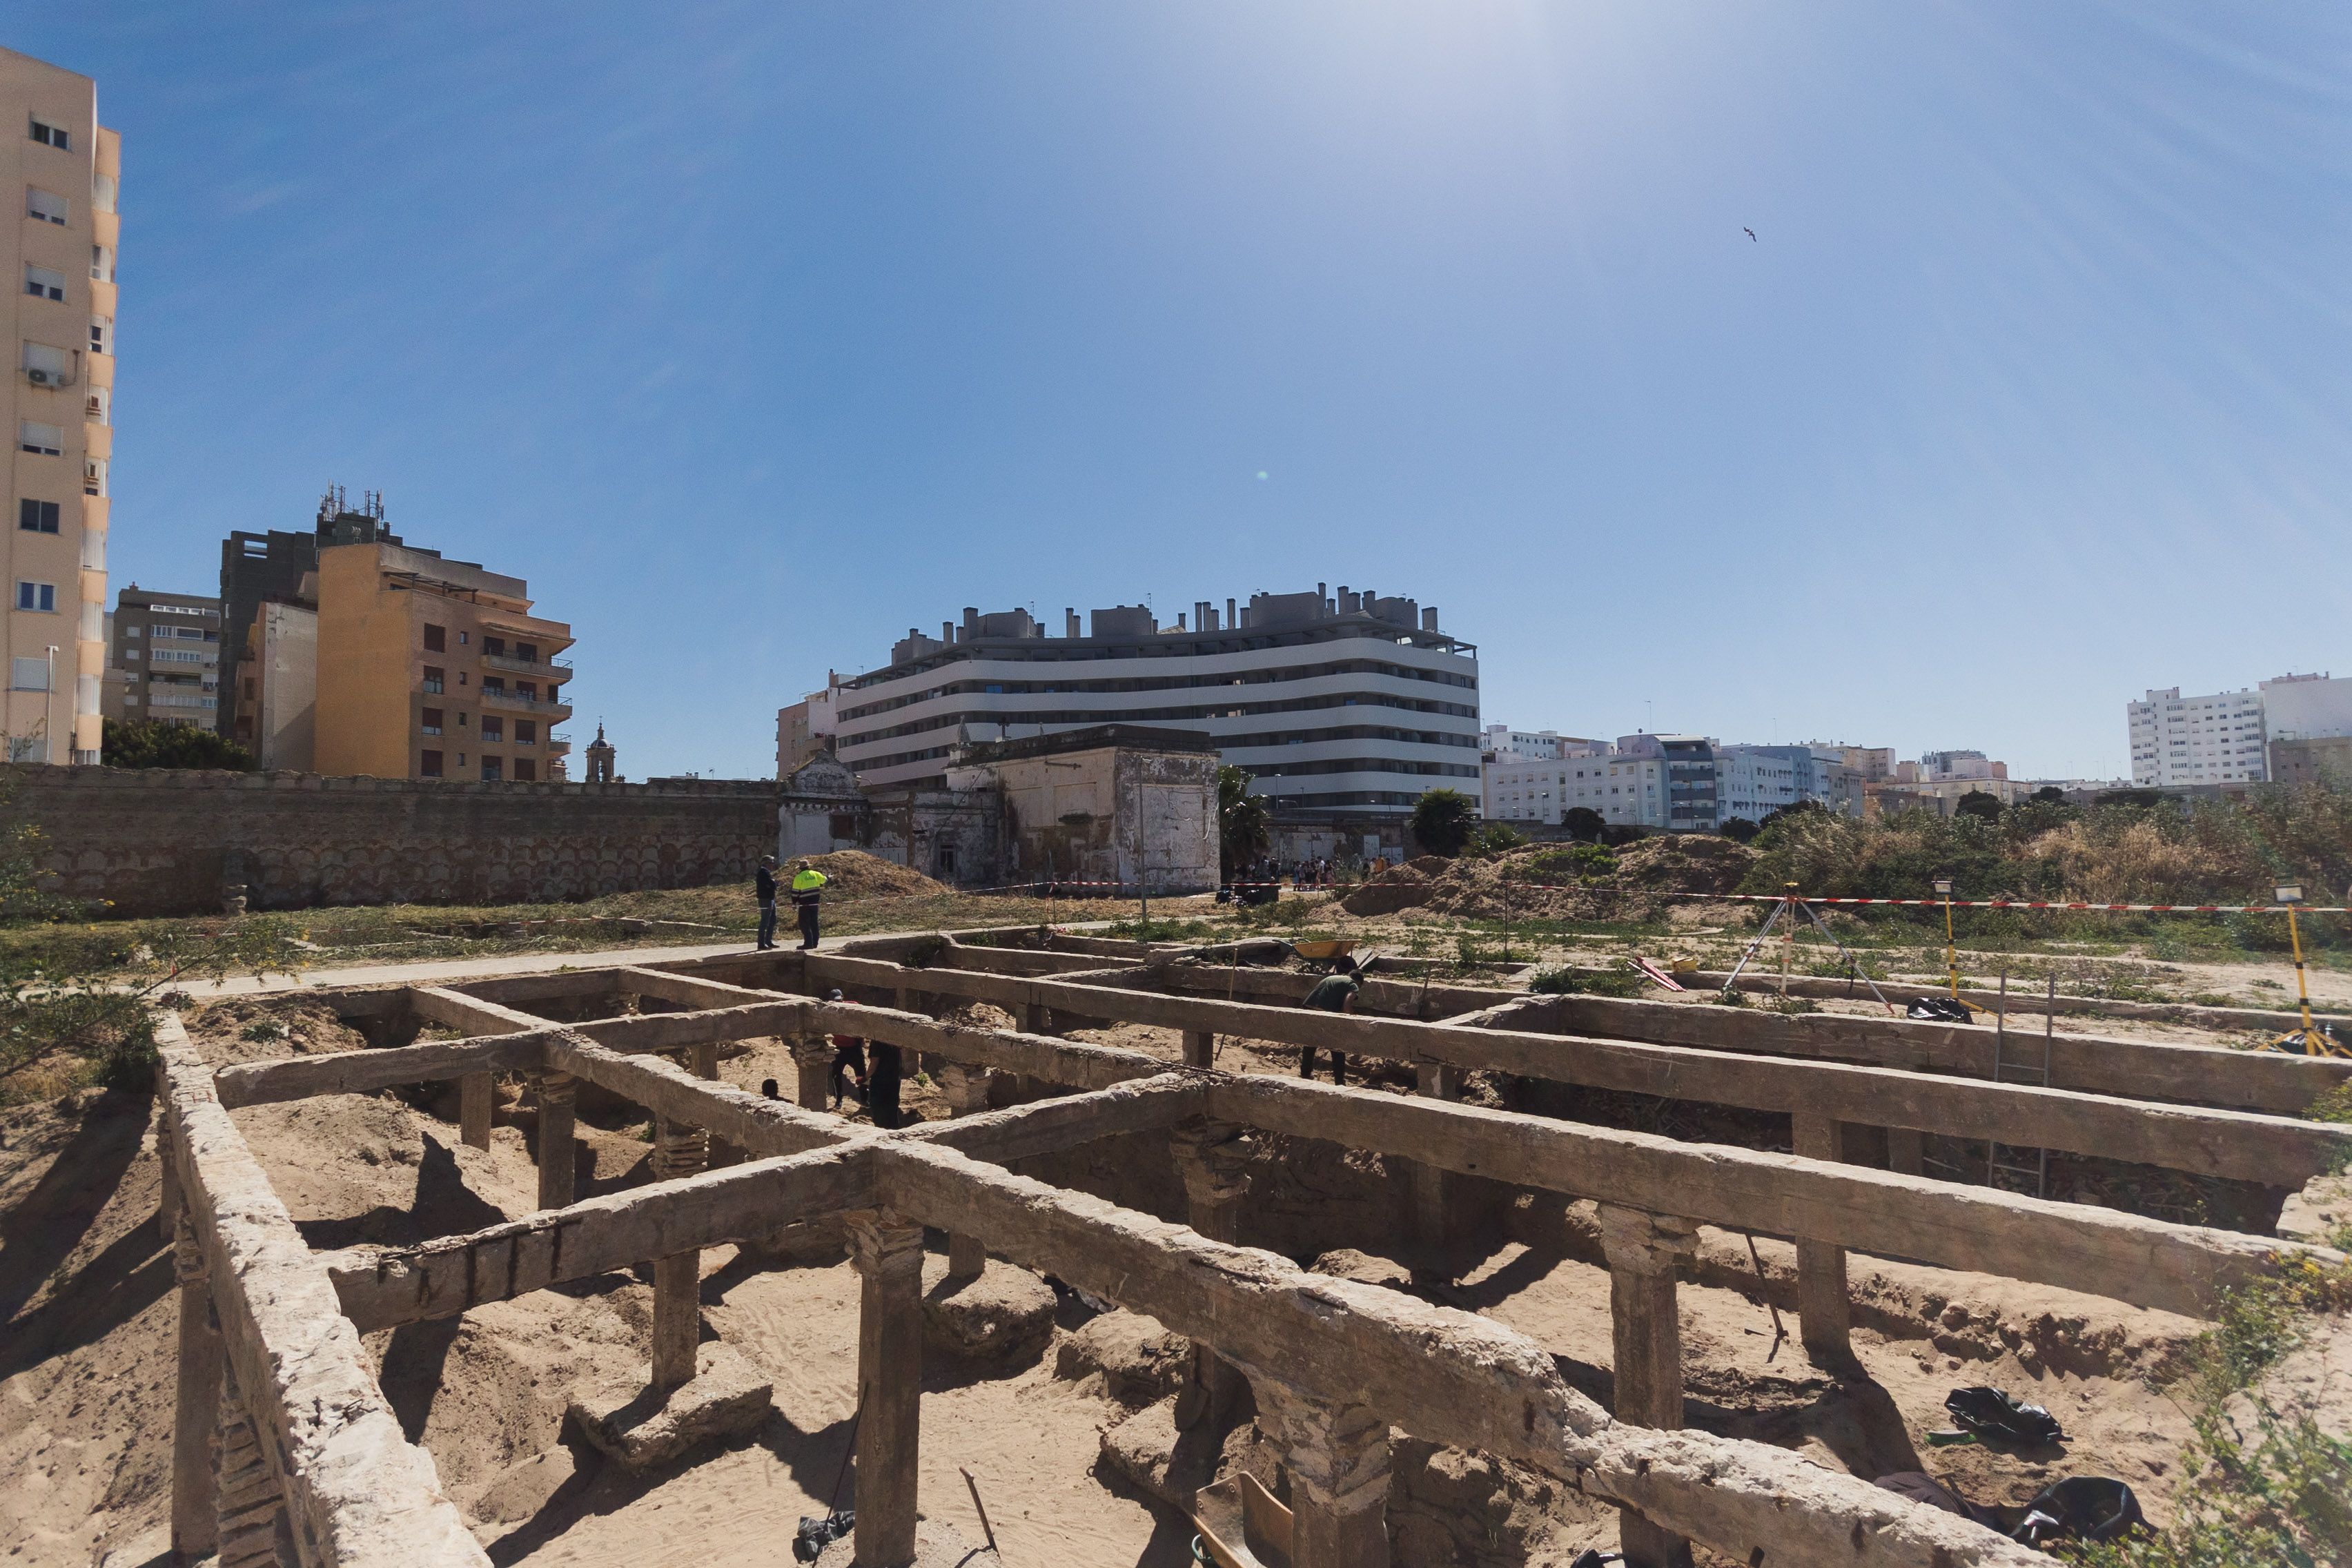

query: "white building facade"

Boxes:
[1482, 745, 1663, 827]
[2261, 672, 2352, 743]
[825, 586, 1479, 816]
[2127, 687, 2270, 787]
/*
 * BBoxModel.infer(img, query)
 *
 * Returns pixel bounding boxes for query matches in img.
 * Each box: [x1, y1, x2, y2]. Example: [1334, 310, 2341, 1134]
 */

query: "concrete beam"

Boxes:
[871, 1141, 2042, 1568]
[807, 956, 2352, 1186]
[325, 1145, 872, 1332]
[1202, 1073, 2322, 1320]
[215, 1032, 549, 1110]
[547, 1035, 847, 1159]
[156, 1019, 489, 1567]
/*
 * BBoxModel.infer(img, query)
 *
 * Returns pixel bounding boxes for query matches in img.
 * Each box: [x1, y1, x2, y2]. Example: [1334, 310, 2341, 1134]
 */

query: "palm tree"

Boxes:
[1217, 765, 1271, 875]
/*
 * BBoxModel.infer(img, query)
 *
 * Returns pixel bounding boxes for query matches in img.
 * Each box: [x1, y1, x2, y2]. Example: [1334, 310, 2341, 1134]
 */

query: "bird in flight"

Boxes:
[1743, 227, 1757, 242]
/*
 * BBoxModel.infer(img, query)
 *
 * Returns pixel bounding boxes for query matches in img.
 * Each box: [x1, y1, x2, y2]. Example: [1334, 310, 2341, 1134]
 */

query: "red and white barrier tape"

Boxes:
[1660, 892, 2348, 914]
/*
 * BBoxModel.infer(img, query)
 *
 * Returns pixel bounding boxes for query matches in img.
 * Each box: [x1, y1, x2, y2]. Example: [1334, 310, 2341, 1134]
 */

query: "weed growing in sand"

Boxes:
[1528, 963, 1643, 998]
[2069, 1257, 2352, 1566]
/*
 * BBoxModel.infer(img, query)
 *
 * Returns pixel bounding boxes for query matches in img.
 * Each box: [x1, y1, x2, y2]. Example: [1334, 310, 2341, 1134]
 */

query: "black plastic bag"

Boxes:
[793, 1509, 854, 1562]
[1944, 1386, 2064, 1444]
[2013, 1477, 2144, 1545]
[1908, 997, 1974, 1022]
[1569, 1553, 1623, 1568]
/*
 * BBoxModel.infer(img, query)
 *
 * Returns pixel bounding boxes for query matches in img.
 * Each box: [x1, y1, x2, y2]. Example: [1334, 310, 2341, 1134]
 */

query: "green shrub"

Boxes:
[1529, 963, 1643, 998]
[1531, 843, 1618, 881]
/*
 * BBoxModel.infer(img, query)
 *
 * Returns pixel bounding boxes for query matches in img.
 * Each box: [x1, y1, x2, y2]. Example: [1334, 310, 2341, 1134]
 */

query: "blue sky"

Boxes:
[19, 3, 2352, 780]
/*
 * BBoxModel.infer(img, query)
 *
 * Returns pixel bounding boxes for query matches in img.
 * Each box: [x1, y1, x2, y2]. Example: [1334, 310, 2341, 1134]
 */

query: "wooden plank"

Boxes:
[215, 1032, 549, 1110]
[874, 1141, 2041, 1568]
[324, 1145, 872, 1331]
[1203, 1074, 2316, 1319]
[809, 956, 2352, 1186]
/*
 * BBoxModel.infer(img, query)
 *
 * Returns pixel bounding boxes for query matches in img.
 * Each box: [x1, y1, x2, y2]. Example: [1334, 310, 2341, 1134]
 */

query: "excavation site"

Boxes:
[11, 924, 2352, 1568]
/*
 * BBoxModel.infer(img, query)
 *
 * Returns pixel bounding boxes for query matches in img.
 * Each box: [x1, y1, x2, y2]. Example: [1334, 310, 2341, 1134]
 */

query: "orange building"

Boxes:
[311, 540, 572, 781]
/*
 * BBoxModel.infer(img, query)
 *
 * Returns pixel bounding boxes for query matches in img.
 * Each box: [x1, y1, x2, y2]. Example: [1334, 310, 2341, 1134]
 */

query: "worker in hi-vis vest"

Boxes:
[790, 859, 830, 950]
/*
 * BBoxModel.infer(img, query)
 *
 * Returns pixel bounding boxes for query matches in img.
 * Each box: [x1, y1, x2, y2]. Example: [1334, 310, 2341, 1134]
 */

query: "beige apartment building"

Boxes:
[309, 540, 573, 781]
[5, 47, 117, 763]
[104, 585, 219, 727]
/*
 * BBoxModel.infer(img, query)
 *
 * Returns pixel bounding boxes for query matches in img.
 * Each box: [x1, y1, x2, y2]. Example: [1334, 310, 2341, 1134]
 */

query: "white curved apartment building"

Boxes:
[827, 585, 1480, 814]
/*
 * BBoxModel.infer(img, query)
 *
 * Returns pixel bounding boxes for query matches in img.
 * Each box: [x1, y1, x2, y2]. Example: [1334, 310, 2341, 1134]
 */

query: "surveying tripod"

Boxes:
[1721, 883, 1896, 1015]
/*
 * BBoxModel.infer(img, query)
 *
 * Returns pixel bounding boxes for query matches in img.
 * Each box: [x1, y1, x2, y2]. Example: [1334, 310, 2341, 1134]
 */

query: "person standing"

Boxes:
[791, 858, 830, 950]
[1298, 954, 1360, 1084]
[866, 1038, 904, 1129]
[821, 989, 869, 1108]
[754, 855, 781, 950]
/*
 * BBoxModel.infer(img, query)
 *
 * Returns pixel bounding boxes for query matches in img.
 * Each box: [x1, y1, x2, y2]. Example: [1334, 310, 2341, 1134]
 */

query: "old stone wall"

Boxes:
[6, 764, 776, 916]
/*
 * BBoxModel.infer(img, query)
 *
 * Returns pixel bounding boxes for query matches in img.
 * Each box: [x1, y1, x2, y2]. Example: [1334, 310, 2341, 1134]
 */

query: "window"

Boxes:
[90, 246, 112, 284]
[422, 623, 446, 652]
[515, 720, 536, 745]
[16, 582, 56, 612]
[420, 707, 443, 736]
[90, 174, 115, 215]
[481, 677, 505, 696]
[18, 500, 59, 533]
[26, 188, 67, 225]
[458, 631, 469, 645]
[480, 717, 503, 743]
[19, 421, 62, 456]
[516, 642, 537, 663]
[456, 670, 467, 685]
[422, 666, 444, 694]
[88, 317, 110, 355]
[513, 758, 536, 782]
[456, 712, 467, 727]
[23, 265, 64, 302]
[480, 756, 502, 782]
[420, 750, 443, 778]
[83, 458, 104, 497]
[29, 119, 70, 151]
[517, 681, 536, 700]
[21, 342, 68, 386]
[85, 388, 108, 424]
[10, 656, 48, 691]
[482, 636, 505, 657]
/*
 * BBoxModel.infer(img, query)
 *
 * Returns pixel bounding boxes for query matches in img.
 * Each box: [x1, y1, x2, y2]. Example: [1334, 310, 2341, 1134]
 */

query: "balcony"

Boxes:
[479, 687, 573, 716]
[482, 651, 572, 677]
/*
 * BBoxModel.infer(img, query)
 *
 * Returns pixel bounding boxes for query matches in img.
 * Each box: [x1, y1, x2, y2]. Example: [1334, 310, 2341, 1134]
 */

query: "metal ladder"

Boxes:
[1984, 971, 2055, 1199]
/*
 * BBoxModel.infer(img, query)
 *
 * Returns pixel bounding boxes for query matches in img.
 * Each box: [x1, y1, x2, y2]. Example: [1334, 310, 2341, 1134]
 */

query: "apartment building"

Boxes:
[104, 585, 219, 728]
[2127, 687, 2268, 787]
[777, 671, 842, 777]
[2262, 672, 2352, 744]
[305, 540, 572, 781]
[6, 48, 117, 763]
[823, 585, 1480, 815]
[1480, 725, 1595, 761]
[1484, 745, 1663, 827]
[217, 488, 403, 741]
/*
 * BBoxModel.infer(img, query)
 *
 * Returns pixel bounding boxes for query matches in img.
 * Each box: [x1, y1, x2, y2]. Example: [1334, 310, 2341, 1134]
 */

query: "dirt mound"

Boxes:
[795, 850, 949, 899]
[1341, 836, 1758, 921]
[1611, 833, 1756, 894]
[182, 994, 371, 1067]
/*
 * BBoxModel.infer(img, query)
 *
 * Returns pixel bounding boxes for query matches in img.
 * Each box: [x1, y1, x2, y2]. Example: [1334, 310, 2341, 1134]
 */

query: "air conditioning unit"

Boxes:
[26, 369, 55, 386]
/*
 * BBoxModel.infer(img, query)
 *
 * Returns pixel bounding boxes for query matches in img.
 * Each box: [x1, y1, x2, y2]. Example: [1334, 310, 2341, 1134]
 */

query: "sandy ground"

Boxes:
[0, 970, 2324, 1565]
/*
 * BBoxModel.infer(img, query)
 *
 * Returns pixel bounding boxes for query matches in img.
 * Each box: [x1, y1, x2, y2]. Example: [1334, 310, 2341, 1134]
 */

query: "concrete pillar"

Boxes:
[1597, 1205, 1700, 1568]
[169, 1207, 222, 1562]
[1412, 1062, 1464, 1250]
[1790, 1111, 1854, 1368]
[531, 1070, 578, 1212]
[792, 1035, 834, 1113]
[1887, 1126, 1925, 1177]
[1182, 1028, 1215, 1068]
[937, 1064, 993, 1277]
[213, 1360, 285, 1568]
[649, 1115, 711, 1391]
[685, 1043, 738, 1166]
[845, 1209, 925, 1568]
[1249, 1374, 1391, 1568]
[459, 1072, 493, 1150]
[1170, 1119, 1253, 1425]
[1023, 1002, 1050, 1035]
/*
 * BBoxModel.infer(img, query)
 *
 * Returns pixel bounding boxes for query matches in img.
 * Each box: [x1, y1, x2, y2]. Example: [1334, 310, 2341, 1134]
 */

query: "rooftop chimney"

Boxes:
[1422, 607, 1439, 632]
